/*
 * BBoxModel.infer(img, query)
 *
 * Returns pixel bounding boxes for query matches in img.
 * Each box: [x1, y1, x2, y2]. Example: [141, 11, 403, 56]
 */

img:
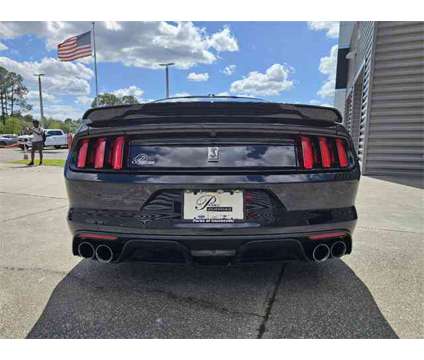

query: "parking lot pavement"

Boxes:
[0, 147, 68, 164]
[0, 163, 422, 338]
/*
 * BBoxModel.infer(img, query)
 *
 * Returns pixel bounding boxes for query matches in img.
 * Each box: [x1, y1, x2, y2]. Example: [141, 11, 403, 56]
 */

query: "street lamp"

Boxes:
[159, 63, 175, 98]
[34, 73, 45, 123]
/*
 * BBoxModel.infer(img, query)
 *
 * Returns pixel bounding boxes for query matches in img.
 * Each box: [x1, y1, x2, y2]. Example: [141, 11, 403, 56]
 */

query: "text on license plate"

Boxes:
[183, 191, 244, 223]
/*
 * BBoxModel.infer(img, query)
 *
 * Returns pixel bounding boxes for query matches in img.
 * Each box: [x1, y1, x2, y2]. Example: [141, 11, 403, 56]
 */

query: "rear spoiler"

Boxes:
[83, 102, 342, 127]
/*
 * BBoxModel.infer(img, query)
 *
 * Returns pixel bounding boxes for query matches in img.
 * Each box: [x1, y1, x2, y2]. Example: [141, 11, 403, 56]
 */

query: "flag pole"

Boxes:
[92, 22, 99, 107]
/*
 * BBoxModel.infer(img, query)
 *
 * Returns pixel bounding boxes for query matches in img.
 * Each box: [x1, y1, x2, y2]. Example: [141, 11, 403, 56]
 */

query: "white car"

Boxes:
[18, 129, 68, 149]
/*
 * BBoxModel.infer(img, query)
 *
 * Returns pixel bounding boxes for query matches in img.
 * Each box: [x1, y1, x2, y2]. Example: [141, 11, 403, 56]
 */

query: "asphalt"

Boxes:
[0, 148, 422, 338]
[0, 147, 69, 163]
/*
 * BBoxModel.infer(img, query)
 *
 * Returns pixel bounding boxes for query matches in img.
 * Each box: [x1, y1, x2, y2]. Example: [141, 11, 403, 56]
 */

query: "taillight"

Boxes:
[77, 139, 89, 168]
[299, 135, 350, 170]
[94, 138, 106, 169]
[319, 137, 331, 168]
[336, 138, 349, 168]
[300, 136, 314, 169]
[74, 136, 126, 170]
[111, 136, 125, 170]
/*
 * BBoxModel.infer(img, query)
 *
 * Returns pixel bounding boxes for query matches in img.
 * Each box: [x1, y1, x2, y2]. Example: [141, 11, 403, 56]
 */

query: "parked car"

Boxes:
[44, 129, 68, 148]
[0, 134, 18, 146]
[18, 129, 68, 149]
[65, 96, 360, 265]
[17, 134, 32, 149]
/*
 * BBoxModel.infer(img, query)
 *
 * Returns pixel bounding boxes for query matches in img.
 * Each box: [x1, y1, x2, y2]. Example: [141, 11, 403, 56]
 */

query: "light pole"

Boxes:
[159, 63, 175, 98]
[34, 73, 45, 123]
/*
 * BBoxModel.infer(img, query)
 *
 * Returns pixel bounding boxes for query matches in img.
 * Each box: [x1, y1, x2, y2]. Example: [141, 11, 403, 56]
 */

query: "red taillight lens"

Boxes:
[309, 231, 347, 240]
[111, 136, 125, 170]
[94, 138, 106, 169]
[336, 138, 349, 168]
[319, 137, 331, 168]
[79, 233, 118, 241]
[300, 136, 314, 169]
[77, 139, 89, 168]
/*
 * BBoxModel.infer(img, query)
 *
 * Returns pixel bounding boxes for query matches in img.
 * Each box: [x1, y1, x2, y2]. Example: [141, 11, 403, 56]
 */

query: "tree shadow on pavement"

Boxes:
[26, 258, 398, 338]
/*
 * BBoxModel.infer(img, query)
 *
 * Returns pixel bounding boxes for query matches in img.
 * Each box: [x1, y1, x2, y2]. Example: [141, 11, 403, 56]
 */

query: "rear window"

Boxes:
[47, 130, 63, 136]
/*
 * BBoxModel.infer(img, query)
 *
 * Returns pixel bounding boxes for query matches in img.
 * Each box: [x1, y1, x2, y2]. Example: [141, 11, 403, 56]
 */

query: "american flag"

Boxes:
[58, 31, 92, 61]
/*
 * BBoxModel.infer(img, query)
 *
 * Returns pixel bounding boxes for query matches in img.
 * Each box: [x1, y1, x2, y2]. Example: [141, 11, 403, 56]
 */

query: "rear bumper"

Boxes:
[71, 224, 355, 264]
[65, 167, 359, 264]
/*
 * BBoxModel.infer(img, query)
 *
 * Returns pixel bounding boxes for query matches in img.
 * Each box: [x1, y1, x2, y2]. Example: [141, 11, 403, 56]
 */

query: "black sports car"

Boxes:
[65, 96, 360, 265]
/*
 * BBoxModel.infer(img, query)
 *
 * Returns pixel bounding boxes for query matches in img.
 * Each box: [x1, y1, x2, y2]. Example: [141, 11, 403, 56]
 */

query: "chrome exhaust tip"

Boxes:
[78, 242, 95, 259]
[331, 241, 347, 258]
[312, 243, 330, 263]
[95, 244, 114, 263]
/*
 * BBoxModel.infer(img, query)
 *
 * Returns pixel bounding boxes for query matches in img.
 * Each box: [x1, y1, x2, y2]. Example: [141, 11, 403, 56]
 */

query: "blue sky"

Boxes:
[0, 21, 339, 120]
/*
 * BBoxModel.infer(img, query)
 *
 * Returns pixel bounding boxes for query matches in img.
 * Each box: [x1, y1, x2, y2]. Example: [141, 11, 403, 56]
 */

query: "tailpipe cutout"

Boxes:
[312, 243, 330, 263]
[95, 244, 114, 263]
[78, 242, 95, 259]
[330, 241, 347, 258]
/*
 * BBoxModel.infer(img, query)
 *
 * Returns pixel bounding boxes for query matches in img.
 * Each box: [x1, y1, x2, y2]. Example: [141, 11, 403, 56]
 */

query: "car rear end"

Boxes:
[65, 98, 360, 265]
[18, 135, 32, 149]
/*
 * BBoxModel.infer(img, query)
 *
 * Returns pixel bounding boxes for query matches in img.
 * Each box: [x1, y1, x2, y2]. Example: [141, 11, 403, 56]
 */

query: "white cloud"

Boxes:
[309, 99, 333, 107]
[187, 72, 209, 82]
[208, 26, 238, 52]
[112, 85, 144, 99]
[174, 92, 191, 97]
[230, 64, 294, 96]
[30, 102, 85, 121]
[317, 45, 338, 99]
[76, 96, 93, 106]
[0, 56, 93, 96]
[216, 91, 230, 96]
[0, 42, 7, 51]
[0, 56, 93, 120]
[307, 22, 339, 39]
[0, 21, 239, 70]
[104, 21, 122, 31]
[44, 104, 85, 120]
[222, 64, 236, 76]
[27, 90, 56, 103]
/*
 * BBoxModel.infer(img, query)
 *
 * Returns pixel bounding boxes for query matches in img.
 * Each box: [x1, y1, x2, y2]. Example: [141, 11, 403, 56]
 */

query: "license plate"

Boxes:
[183, 191, 244, 223]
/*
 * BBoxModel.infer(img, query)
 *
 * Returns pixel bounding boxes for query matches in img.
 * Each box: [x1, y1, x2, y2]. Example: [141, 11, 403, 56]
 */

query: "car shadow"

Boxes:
[26, 258, 398, 338]
[263, 259, 399, 338]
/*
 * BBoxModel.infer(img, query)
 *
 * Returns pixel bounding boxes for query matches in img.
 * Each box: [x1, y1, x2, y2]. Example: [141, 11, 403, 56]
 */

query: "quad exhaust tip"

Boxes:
[331, 241, 347, 258]
[312, 243, 330, 263]
[78, 242, 95, 259]
[95, 244, 114, 263]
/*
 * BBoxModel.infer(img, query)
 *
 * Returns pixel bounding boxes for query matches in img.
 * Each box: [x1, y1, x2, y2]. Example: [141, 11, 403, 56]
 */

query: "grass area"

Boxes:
[10, 159, 66, 167]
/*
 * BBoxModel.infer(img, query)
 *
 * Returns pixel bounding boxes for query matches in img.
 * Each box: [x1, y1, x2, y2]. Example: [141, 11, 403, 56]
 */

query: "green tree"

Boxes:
[91, 93, 140, 107]
[0, 66, 32, 121]
[0, 66, 8, 122]
[91, 93, 121, 107]
[6, 72, 31, 115]
[0, 116, 25, 134]
[121, 95, 139, 105]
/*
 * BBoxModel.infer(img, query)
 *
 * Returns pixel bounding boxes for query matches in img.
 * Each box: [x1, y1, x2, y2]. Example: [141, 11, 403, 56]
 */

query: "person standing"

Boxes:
[28, 120, 44, 166]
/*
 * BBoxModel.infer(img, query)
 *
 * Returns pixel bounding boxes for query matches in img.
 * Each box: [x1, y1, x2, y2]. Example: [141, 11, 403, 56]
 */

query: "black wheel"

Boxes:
[54, 145, 61, 149]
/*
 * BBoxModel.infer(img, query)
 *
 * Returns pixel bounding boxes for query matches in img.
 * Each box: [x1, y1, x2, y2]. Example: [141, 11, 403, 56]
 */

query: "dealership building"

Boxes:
[334, 22, 423, 186]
